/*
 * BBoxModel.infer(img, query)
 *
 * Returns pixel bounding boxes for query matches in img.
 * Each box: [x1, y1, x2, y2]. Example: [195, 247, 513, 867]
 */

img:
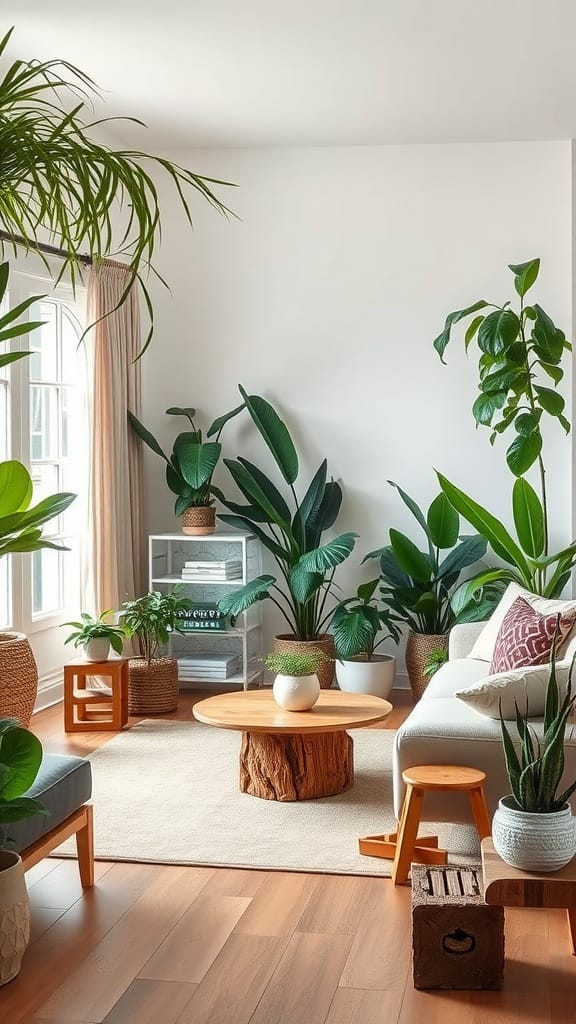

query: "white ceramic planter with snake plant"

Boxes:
[492, 796, 576, 872]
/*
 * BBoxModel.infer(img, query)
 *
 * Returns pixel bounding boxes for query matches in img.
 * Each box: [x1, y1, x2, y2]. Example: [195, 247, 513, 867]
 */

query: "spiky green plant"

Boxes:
[0, 26, 233, 352]
[264, 650, 330, 677]
[500, 646, 576, 813]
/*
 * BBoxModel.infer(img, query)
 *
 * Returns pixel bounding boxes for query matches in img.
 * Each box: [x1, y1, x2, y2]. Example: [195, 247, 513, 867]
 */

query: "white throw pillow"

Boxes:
[468, 582, 576, 662]
[456, 662, 571, 720]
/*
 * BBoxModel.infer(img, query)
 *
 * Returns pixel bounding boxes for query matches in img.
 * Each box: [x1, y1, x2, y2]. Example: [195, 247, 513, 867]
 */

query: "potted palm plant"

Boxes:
[119, 588, 193, 714]
[331, 579, 402, 699]
[0, 717, 46, 985]
[216, 387, 357, 688]
[493, 645, 576, 872]
[128, 406, 242, 535]
[366, 481, 487, 700]
[62, 611, 126, 662]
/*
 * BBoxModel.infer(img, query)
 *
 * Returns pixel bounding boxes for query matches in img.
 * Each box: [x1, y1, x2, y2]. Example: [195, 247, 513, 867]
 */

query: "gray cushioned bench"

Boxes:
[11, 753, 94, 886]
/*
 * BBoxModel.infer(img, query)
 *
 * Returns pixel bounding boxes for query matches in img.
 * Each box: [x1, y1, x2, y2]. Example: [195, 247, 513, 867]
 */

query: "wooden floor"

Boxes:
[5, 689, 576, 1023]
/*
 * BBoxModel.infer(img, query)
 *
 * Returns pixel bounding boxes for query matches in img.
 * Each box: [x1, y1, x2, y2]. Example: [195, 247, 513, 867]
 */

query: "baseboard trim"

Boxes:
[35, 671, 64, 712]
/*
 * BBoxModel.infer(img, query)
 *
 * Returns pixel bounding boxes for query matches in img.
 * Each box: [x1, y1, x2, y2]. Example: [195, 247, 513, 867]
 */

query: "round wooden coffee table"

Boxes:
[193, 689, 392, 801]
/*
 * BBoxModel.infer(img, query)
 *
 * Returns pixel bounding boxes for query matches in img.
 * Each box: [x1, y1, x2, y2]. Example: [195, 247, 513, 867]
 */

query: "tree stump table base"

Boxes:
[240, 730, 354, 801]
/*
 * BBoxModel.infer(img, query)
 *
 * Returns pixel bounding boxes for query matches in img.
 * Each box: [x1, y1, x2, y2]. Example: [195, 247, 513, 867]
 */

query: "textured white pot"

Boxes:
[83, 637, 111, 662]
[335, 654, 396, 699]
[0, 851, 30, 986]
[492, 795, 576, 872]
[272, 673, 320, 711]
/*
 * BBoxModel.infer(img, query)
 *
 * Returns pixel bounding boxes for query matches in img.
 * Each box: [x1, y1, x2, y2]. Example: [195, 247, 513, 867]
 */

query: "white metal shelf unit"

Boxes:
[148, 530, 263, 691]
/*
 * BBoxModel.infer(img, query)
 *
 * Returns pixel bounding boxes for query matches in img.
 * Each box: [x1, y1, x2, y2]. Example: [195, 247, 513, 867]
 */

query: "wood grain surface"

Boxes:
[193, 688, 392, 733]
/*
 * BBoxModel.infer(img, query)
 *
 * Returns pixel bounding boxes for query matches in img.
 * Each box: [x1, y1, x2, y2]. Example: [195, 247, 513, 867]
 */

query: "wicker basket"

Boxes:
[405, 630, 449, 702]
[128, 657, 179, 715]
[0, 632, 38, 726]
[273, 634, 335, 689]
[181, 506, 216, 536]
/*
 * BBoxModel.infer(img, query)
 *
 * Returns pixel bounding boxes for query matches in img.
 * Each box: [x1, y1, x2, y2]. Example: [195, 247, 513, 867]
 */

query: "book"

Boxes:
[183, 560, 242, 569]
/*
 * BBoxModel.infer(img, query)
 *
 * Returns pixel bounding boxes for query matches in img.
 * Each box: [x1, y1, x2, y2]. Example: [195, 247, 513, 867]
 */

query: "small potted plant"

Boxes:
[263, 649, 330, 711]
[0, 717, 46, 985]
[119, 588, 193, 714]
[128, 405, 239, 535]
[331, 579, 402, 699]
[62, 611, 126, 662]
[493, 644, 576, 872]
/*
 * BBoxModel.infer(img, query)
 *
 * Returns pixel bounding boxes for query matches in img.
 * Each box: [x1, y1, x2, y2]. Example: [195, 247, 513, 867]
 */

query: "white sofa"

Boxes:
[393, 621, 576, 824]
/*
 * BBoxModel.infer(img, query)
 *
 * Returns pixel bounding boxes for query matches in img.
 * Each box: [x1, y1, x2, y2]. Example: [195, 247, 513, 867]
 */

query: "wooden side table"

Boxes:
[64, 659, 129, 732]
[481, 837, 576, 954]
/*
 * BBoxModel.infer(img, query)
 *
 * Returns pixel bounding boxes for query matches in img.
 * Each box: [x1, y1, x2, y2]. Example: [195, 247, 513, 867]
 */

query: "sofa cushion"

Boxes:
[10, 753, 92, 853]
[421, 657, 489, 700]
[468, 583, 576, 663]
[456, 662, 571, 720]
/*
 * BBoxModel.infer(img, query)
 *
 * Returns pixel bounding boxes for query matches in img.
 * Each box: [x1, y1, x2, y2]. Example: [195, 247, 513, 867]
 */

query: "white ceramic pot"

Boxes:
[0, 851, 30, 986]
[272, 673, 320, 711]
[492, 795, 576, 872]
[83, 637, 111, 662]
[335, 654, 396, 699]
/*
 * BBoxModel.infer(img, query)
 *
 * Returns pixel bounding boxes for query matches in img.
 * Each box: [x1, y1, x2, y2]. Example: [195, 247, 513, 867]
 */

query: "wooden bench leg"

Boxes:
[468, 785, 492, 840]
[76, 804, 95, 888]
[567, 908, 576, 955]
[392, 784, 423, 885]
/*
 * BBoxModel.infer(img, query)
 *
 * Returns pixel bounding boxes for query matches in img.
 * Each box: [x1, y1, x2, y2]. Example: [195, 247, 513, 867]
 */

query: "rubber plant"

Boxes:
[215, 387, 357, 641]
[433, 259, 575, 618]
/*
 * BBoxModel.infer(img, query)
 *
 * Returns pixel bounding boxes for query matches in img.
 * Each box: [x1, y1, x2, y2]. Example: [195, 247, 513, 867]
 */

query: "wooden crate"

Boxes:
[411, 863, 504, 990]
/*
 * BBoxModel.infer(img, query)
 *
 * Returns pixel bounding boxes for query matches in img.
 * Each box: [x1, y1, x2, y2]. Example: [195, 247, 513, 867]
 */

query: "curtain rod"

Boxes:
[0, 229, 93, 267]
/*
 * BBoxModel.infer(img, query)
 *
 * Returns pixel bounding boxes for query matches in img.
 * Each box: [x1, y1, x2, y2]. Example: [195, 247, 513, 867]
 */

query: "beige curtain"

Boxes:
[84, 262, 146, 614]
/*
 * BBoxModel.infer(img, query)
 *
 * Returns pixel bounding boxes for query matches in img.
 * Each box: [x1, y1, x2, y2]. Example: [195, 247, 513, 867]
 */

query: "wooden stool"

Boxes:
[64, 659, 129, 732]
[359, 764, 492, 885]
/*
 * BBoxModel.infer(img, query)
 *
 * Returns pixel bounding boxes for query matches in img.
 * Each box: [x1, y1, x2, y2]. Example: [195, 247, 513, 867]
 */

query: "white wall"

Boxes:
[141, 141, 573, 681]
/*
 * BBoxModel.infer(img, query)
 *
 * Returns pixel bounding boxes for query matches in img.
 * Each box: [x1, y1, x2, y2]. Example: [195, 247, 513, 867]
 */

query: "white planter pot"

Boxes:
[272, 673, 320, 711]
[492, 795, 576, 872]
[82, 638, 111, 662]
[335, 654, 396, 699]
[0, 851, 30, 986]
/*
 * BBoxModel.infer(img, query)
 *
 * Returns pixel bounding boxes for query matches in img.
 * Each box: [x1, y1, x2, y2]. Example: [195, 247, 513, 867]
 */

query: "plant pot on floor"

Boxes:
[273, 634, 335, 689]
[405, 631, 449, 702]
[0, 851, 30, 986]
[128, 657, 179, 714]
[492, 796, 576, 873]
[0, 632, 38, 726]
[181, 506, 216, 536]
[335, 654, 396, 700]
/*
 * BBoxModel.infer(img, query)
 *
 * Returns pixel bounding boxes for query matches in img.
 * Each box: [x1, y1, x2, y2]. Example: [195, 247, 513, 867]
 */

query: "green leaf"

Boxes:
[305, 481, 342, 548]
[288, 565, 323, 604]
[512, 478, 545, 559]
[433, 301, 490, 362]
[217, 575, 276, 617]
[389, 529, 432, 583]
[224, 458, 293, 534]
[532, 304, 566, 363]
[166, 406, 196, 423]
[207, 403, 245, 438]
[426, 493, 459, 549]
[472, 390, 507, 426]
[508, 258, 540, 297]
[0, 460, 32, 515]
[437, 534, 487, 578]
[298, 533, 357, 573]
[506, 430, 543, 476]
[375, 545, 413, 588]
[217, 514, 290, 563]
[239, 386, 298, 485]
[173, 437, 221, 489]
[0, 796, 46, 822]
[127, 411, 168, 461]
[333, 609, 378, 658]
[387, 480, 430, 537]
[436, 472, 531, 576]
[357, 578, 379, 603]
[464, 315, 485, 351]
[540, 361, 563, 386]
[0, 491, 76, 539]
[0, 725, 43, 799]
[534, 385, 565, 417]
[477, 310, 520, 356]
[514, 411, 541, 436]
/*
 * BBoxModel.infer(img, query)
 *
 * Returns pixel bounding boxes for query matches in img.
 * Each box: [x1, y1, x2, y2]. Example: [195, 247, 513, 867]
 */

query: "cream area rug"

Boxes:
[59, 720, 479, 876]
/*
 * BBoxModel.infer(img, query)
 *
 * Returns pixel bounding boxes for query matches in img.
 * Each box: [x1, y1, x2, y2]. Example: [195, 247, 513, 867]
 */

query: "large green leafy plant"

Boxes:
[331, 578, 401, 659]
[0, 26, 231, 350]
[0, 718, 46, 849]
[216, 387, 357, 641]
[119, 589, 193, 663]
[366, 482, 488, 632]
[128, 406, 242, 515]
[433, 259, 574, 615]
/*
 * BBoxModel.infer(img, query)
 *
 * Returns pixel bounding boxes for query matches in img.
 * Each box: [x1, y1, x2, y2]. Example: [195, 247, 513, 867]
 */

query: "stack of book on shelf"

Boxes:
[175, 604, 229, 631]
[177, 652, 241, 680]
[181, 559, 242, 581]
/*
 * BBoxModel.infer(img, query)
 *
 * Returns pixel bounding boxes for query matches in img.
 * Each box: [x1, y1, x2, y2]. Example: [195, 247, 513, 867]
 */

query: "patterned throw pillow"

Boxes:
[490, 596, 576, 674]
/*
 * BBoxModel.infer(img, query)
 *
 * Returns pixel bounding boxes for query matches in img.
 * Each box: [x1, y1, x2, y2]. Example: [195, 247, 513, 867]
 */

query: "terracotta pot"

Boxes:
[0, 632, 38, 726]
[273, 634, 335, 689]
[181, 506, 216, 536]
[128, 656, 179, 714]
[0, 851, 30, 986]
[405, 631, 449, 702]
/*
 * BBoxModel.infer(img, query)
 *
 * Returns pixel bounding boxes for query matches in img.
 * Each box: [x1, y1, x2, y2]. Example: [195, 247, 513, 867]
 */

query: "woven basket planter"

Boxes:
[273, 634, 335, 689]
[405, 630, 449, 702]
[128, 657, 179, 715]
[0, 632, 38, 726]
[181, 506, 216, 536]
